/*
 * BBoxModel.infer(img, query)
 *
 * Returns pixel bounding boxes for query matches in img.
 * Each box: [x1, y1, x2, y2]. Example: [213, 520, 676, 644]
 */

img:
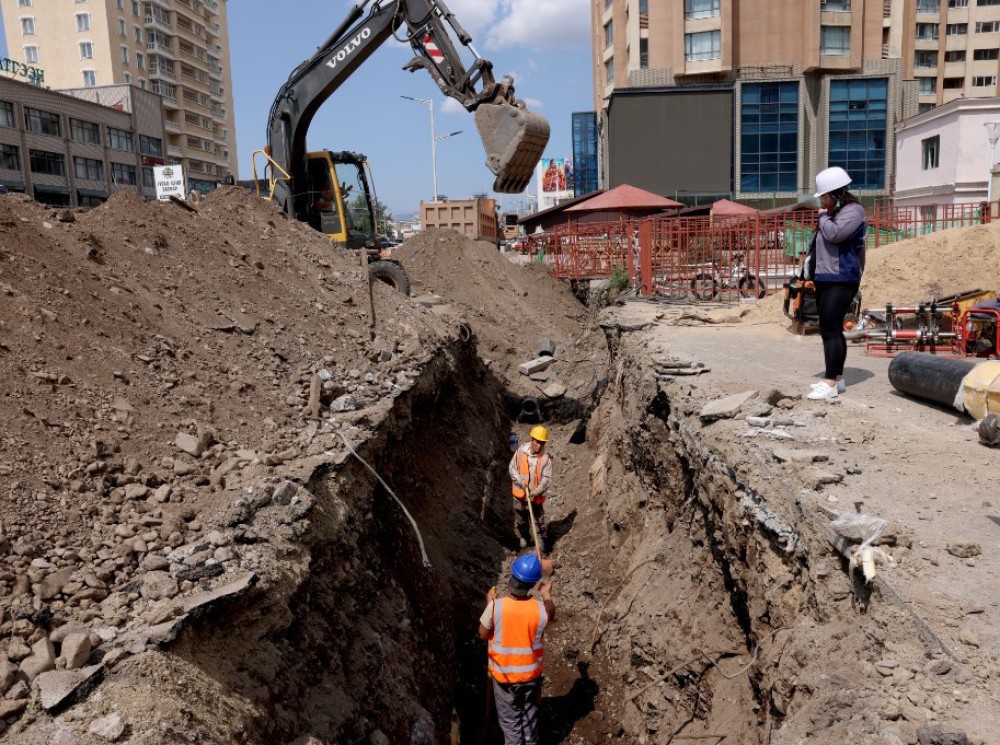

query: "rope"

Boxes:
[330, 428, 433, 571]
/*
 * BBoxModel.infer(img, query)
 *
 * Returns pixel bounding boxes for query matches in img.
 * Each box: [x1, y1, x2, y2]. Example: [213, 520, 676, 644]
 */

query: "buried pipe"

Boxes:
[888, 352, 1000, 419]
[517, 396, 542, 423]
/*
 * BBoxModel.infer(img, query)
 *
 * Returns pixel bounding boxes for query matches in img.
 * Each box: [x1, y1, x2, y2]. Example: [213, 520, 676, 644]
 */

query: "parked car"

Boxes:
[511, 239, 527, 253]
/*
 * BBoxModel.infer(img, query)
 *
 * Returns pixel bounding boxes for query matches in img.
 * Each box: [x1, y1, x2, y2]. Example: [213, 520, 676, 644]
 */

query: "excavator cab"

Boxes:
[305, 151, 375, 250]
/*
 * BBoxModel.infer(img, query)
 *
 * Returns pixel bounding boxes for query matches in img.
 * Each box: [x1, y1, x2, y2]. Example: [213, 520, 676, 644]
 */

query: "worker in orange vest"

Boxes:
[479, 554, 554, 745]
[508, 425, 553, 550]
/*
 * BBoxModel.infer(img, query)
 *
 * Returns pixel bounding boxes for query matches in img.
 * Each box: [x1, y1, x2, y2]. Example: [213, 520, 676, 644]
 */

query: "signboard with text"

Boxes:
[153, 165, 186, 201]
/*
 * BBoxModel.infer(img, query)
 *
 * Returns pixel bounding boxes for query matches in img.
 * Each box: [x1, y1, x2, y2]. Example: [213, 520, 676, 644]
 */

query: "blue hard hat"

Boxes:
[511, 554, 543, 584]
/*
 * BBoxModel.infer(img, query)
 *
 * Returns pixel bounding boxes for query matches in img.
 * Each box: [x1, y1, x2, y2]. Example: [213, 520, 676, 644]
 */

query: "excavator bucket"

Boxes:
[475, 103, 551, 194]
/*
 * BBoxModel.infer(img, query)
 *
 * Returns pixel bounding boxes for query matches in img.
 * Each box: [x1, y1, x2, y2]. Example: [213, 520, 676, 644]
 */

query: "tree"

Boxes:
[348, 194, 394, 238]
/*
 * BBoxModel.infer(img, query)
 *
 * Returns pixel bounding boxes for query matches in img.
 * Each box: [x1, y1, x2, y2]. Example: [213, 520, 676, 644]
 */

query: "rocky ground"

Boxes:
[0, 189, 998, 745]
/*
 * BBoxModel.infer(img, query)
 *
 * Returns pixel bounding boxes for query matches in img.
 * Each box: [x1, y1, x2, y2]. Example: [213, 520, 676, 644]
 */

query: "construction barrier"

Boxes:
[526, 201, 993, 302]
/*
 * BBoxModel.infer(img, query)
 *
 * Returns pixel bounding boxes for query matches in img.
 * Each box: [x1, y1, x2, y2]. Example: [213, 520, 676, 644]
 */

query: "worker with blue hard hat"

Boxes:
[478, 553, 555, 745]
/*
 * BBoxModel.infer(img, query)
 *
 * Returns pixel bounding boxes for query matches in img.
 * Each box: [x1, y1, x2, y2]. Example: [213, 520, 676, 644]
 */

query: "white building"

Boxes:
[894, 97, 1000, 210]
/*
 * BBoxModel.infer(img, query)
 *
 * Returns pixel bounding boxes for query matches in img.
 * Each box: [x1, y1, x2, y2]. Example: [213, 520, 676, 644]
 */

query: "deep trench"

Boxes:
[173, 323, 808, 744]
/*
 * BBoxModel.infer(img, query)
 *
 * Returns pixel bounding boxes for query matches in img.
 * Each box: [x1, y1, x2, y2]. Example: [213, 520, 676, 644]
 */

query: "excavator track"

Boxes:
[476, 104, 551, 194]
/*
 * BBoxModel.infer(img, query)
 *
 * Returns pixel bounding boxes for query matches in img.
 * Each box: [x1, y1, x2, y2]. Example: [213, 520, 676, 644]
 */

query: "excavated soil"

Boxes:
[1, 190, 997, 745]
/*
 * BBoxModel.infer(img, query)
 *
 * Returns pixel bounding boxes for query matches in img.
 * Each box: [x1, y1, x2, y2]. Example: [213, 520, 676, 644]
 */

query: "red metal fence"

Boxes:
[526, 201, 992, 303]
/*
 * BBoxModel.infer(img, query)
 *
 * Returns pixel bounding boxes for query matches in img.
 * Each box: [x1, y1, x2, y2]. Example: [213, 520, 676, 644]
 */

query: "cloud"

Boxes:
[440, 97, 467, 115]
[489, 0, 591, 51]
[439, 0, 590, 53]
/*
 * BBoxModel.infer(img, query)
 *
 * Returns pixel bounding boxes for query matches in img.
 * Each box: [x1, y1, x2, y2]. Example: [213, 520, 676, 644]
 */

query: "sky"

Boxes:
[0, 0, 594, 218]
[227, 0, 594, 218]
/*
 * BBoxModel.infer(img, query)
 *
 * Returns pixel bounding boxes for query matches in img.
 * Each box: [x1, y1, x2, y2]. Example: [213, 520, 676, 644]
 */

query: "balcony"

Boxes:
[206, 22, 220, 37]
[164, 120, 182, 133]
[149, 0, 172, 7]
[145, 12, 171, 33]
[148, 61, 176, 81]
[167, 145, 183, 158]
[203, 0, 219, 12]
[147, 40, 175, 58]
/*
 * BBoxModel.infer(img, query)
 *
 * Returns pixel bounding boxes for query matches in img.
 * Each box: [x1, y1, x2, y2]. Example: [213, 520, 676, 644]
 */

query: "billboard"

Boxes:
[540, 158, 574, 193]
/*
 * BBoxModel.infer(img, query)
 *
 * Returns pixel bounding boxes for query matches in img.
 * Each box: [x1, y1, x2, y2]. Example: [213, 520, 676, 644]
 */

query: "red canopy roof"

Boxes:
[565, 184, 683, 212]
[710, 198, 758, 216]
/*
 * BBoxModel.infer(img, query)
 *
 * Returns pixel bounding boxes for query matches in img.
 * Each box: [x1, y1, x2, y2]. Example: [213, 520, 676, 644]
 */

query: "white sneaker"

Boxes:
[811, 380, 846, 393]
[807, 382, 839, 400]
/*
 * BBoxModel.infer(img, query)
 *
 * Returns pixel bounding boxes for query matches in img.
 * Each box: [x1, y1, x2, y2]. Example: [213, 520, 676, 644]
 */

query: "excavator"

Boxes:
[250, 0, 550, 295]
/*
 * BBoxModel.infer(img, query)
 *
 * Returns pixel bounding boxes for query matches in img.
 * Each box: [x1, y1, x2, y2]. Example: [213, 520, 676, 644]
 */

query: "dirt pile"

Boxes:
[396, 229, 608, 403]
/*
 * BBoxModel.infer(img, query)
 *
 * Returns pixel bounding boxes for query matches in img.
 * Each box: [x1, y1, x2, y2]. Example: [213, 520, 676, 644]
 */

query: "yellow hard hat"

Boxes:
[529, 425, 548, 442]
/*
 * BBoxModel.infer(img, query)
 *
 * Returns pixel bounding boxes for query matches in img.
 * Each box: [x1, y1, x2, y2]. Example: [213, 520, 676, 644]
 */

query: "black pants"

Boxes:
[815, 281, 859, 380]
[513, 498, 545, 547]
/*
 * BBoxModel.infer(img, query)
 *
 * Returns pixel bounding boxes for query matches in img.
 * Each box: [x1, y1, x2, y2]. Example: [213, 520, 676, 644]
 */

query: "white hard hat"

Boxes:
[814, 166, 852, 198]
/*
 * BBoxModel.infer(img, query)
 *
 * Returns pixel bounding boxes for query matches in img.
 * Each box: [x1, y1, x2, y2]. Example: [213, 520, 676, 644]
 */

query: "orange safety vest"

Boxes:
[487, 596, 548, 684]
[512, 448, 550, 503]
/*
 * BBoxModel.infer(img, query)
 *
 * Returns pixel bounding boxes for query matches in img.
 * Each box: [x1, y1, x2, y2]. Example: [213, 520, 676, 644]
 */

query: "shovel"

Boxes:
[524, 487, 554, 578]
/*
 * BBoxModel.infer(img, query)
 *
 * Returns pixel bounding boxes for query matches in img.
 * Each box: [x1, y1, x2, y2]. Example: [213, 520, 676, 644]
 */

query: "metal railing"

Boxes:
[526, 201, 993, 302]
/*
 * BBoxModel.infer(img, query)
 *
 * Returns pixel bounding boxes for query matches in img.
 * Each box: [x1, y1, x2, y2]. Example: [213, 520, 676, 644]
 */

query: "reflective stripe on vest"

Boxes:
[512, 446, 549, 503]
[488, 596, 548, 684]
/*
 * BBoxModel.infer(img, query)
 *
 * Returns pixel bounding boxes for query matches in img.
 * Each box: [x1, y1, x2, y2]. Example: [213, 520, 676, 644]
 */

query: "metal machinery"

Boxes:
[251, 0, 550, 294]
[862, 289, 1000, 358]
[782, 276, 863, 335]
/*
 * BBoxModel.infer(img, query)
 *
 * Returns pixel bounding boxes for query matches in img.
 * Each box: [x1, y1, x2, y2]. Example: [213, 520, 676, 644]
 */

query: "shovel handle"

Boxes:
[525, 488, 544, 564]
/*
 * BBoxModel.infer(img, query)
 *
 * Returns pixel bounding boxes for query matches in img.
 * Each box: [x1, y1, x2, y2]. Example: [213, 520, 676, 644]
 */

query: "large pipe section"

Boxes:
[889, 352, 1000, 419]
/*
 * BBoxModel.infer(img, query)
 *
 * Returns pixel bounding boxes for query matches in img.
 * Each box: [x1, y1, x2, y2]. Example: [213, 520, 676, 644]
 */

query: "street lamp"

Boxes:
[401, 95, 463, 202]
[985, 121, 1000, 216]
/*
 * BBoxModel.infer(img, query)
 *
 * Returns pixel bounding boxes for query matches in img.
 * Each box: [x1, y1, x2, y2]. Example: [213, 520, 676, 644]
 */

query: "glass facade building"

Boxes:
[739, 82, 799, 192]
[572, 111, 599, 197]
[828, 78, 888, 189]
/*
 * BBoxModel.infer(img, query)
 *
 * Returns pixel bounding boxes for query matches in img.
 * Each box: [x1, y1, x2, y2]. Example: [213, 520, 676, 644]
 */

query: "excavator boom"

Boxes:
[266, 0, 549, 222]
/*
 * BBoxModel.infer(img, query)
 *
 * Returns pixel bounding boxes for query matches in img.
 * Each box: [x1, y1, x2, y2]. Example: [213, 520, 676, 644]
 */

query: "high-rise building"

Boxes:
[590, 1, 1000, 202]
[2, 0, 238, 190]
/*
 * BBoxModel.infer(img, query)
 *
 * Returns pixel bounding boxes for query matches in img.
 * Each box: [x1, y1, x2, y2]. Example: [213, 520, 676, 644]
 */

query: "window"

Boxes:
[24, 45, 38, 63]
[604, 20, 613, 49]
[974, 48, 1000, 59]
[0, 144, 20, 170]
[916, 23, 939, 40]
[821, 26, 851, 54]
[605, 58, 614, 85]
[76, 13, 90, 31]
[947, 24, 968, 35]
[78, 193, 105, 208]
[134, 26, 142, 43]
[942, 76, 964, 88]
[921, 136, 939, 169]
[685, 30, 721, 61]
[0, 101, 14, 128]
[83, 70, 96, 86]
[919, 77, 937, 94]
[821, 0, 851, 10]
[949, 0, 969, 6]
[24, 107, 60, 136]
[828, 77, 888, 189]
[139, 135, 162, 157]
[70, 118, 101, 144]
[919, 102, 935, 113]
[638, 0, 648, 12]
[685, 0, 720, 19]
[18, 0, 31, 6]
[111, 162, 136, 185]
[944, 49, 966, 61]
[118, 18, 126, 36]
[972, 75, 997, 86]
[80, 41, 93, 59]
[137, 53, 144, 69]
[978, 0, 1000, 5]
[108, 127, 133, 151]
[121, 46, 129, 64]
[132, 0, 140, 14]
[915, 50, 938, 67]
[117, 0, 124, 6]
[138, 79, 146, 90]
[976, 21, 1000, 32]
[142, 167, 155, 188]
[740, 81, 799, 193]
[640, 37, 649, 69]
[21, 17, 35, 35]
[917, 0, 940, 10]
[74, 156, 104, 180]
[29, 149, 65, 176]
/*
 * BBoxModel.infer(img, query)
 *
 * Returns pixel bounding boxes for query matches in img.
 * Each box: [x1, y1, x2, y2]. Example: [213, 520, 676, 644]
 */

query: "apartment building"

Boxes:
[590, 0, 927, 203]
[0, 75, 164, 204]
[2, 0, 238, 190]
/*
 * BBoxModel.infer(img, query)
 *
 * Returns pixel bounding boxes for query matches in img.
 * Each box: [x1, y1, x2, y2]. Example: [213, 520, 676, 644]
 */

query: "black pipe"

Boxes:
[887, 352, 977, 410]
[517, 397, 541, 423]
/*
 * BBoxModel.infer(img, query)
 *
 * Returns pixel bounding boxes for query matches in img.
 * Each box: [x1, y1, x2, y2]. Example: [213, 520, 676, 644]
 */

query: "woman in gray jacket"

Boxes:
[807, 166, 866, 401]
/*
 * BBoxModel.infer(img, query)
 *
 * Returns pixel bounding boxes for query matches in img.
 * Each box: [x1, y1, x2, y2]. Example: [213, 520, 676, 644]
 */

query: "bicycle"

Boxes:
[690, 251, 767, 301]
